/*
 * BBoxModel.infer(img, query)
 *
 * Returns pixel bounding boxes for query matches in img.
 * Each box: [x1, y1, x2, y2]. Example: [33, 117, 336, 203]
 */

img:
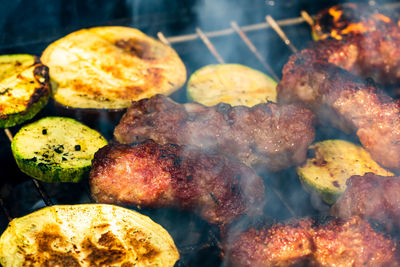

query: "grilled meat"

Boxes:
[332, 173, 400, 231]
[277, 48, 400, 170]
[114, 94, 316, 172]
[310, 24, 400, 85]
[89, 140, 266, 229]
[312, 3, 399, 43]
[226, 216, 399, 267]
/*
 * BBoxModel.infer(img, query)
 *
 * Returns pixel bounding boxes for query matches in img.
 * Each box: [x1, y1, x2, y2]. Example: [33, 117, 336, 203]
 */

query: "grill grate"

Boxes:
[2, 2, 400, 265]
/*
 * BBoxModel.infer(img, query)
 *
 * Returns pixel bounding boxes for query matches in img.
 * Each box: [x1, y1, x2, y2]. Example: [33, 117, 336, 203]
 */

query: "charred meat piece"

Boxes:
[114, 94, 316, 172]
[312, 3, 399, 43]
[311, 24, 400, 85]
[89, 140, 266, 229]
[332, 173, 400, 231]
[226, 216, 399, 267]
[278, 49, 400, 171]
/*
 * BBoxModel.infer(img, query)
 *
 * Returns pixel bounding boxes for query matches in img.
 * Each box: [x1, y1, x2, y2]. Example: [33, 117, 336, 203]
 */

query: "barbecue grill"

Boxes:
[1, 0, 399, 266]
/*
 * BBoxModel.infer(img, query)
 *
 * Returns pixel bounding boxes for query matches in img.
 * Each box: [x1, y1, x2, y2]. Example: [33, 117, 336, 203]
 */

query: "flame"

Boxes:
[329, 7, 343, 23]
[315, 5, 396, 40]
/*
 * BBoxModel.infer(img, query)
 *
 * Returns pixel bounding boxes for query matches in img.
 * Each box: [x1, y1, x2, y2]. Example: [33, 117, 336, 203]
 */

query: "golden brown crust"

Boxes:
[227, 217, 400, 267]
[114, 94, 316, 172]
[41, 26, 186, 109]
[89, 140, 266, 228]
[0, 204, 179, 267]
[278, 48, 400, 170]
[332, 173, 400, 231]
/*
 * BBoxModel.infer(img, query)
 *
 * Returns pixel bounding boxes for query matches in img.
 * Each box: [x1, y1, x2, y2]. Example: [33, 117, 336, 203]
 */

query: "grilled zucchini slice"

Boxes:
[0, 204, 179, 267]
[297, 139, 394, 204]
[187, 64, 277, 106]
[0, 54, 50, 128]
[41, 26, 187, 110]
[11, 117, 107, 182]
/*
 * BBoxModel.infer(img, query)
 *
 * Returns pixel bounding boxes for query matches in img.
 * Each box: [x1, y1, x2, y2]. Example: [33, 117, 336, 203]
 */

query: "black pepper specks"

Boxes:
[42, 129, 47, 135]
[54, 145, 64, 154]
[74, 145, 81, 151]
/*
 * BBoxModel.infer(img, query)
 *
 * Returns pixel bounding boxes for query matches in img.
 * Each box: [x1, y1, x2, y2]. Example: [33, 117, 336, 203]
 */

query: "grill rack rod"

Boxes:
[162, 1, 400, 45]
[2, 128, 54, 220]
[2, 0, 399, 237]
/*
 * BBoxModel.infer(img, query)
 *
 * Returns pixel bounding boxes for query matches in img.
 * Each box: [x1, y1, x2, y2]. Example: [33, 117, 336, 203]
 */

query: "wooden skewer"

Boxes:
[4, 128, 12, 142]
[301, 10, 315, 27]
[266, 15, 298, 53]
[157, 32, 171, 46]
[196, 27, 225, 64]
[230, 21, 280, 82]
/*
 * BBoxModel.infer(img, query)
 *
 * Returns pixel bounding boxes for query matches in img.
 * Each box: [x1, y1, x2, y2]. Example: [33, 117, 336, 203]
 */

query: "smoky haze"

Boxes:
[1, 0, 399, 266]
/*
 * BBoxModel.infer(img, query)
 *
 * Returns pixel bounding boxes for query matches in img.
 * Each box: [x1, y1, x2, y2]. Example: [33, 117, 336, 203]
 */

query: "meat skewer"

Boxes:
[225, 216, 400, 267]
[332, 173, 400, 232]
[89, 140, 266, 230]
[278, 47, 400, 171]
[114, 94, 316, 172]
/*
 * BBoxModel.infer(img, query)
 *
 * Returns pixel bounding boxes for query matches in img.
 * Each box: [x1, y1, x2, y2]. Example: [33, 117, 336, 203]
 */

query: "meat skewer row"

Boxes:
[225, 216, 400, 267]
[332, 173, 400, 232]
[89, 140, 266, 230]
[114, 94, 316, 172]
[278, 48, 400, 171]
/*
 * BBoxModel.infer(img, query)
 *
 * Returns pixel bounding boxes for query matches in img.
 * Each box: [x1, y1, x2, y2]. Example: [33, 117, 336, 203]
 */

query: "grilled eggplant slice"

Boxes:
[11, 117, 107, 182]
[187, 64, 277, 106]
[0, 54, 50, 128]
[297, 139, 393, 204]
[0, 204, 179, 267]
[41, 26, 187, 110]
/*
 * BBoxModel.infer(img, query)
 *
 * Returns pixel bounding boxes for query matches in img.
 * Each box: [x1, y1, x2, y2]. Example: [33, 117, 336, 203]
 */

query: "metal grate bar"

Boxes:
[83, 183, 95, 203]
[230, 21, 280, 82]
[266, 15, 298, 53]
[0, 197, 12, 222]
[3, 129, 54, 207]
[31, 179, 53, 206]
[270, 186, 296, 217]
[195, 27, 225, 64]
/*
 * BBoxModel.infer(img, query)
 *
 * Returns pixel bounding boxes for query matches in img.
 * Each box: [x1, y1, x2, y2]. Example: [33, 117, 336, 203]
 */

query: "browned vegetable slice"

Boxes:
[41, 26, 187, 110]
[0, 204, 179, 267]
[0, 54, 50, 128]
[297, 139, 393, 204]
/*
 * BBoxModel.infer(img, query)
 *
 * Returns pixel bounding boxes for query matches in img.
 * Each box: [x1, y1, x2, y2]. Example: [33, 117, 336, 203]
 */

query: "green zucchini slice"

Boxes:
[187, 64, 277, 107]
[0, 54, 50, 128]
[297, 139, 394, 204]
[11, 117, 107, 182]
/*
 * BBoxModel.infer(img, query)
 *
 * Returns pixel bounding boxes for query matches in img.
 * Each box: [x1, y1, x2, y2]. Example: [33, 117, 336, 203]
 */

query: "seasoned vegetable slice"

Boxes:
[297, 139, 394, 204]
[0, 54, 50, 128]
[0, 204, 179, 267]
[41, 26, 186, 110]
[11, 117, 107, 182]
[187, 64, 277, 107]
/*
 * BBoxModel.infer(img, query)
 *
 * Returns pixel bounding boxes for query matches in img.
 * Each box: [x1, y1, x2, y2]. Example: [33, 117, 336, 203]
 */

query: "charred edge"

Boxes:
[33, 64, 50, 85]
[0, 88, 10, 95]
[115, 39, 156, 60]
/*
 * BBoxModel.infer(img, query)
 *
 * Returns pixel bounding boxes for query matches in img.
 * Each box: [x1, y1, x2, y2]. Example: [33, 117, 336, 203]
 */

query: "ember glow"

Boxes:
[313, 3, 397, 40]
